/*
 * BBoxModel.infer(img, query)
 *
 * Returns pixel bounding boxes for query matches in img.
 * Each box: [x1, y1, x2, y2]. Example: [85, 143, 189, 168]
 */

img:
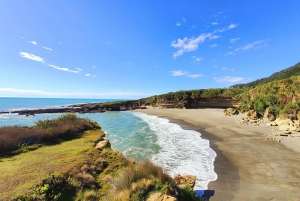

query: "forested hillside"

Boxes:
[134, 62, 300, 120]
[231, 62, 300, 88]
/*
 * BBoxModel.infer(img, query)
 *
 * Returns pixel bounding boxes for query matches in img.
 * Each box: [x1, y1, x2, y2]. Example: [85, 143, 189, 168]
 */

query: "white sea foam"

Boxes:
[132, 112, 217, 190]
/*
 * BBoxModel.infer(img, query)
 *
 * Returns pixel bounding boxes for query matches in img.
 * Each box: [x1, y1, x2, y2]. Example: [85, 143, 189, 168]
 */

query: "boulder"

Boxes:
[263, 107, 270, 118]
[95, 137, 111, 149]
[267, 113, 276, 122]
[244, 110, 258, 120]
[223, 107, 238, 116]
[173, 174, 196, 189]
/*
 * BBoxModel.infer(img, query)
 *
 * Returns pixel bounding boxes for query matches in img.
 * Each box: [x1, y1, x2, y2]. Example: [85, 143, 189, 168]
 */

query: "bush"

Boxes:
[0, 115, 101, 155]
[179, 185, 203, 201]
[13, 174, 75, 201]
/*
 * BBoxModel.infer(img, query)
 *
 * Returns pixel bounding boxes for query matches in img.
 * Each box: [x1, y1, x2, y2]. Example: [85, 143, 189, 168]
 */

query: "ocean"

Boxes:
[0, 97, 217, 190]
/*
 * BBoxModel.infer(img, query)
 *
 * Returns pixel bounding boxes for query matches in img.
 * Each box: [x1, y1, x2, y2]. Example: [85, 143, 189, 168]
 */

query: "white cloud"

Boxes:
[192, 56, 203, 63]
[210, 44, 218, 48]
[182, 18, 186, 22]
[170, 70, 203, 78]
[226, 51, 236, 56]
[43, 47, 53, 51]
[171, 23, 237, 57]
[212, 22, 218, 25]
[85, 74, 90, 76]
[222, 67, 234, 71]
[92, 65, 97, 68]
[235, 40, 265, 51]
[47, 64, 82, 73]
[171, 33, 213, 57]
[20, 52, 45, 63]
[170, 70, 189, 76]
[228, 23, 237, 29]
[187, 74, 203, 78]
[230, 37, 240, 43]
[0, 88, 149, 98]
[28, 41, 37, 45]
[176, 22, 181, 26]
[214, 76, 244, 83]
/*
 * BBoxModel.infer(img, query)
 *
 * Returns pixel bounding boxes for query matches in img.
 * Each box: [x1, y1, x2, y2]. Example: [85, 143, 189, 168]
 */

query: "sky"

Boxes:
[0, 1, 299, 99]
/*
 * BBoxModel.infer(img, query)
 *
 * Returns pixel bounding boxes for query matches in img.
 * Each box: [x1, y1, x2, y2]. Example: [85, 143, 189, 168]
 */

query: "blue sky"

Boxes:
[0, 1, 299, 99]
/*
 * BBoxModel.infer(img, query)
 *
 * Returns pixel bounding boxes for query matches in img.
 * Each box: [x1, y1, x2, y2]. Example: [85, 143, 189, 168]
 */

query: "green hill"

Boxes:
[231, 62, 300, 88]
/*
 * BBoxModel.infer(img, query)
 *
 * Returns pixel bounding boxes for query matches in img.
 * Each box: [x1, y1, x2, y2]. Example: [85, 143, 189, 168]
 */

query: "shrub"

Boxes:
[179, 185, 203, 201]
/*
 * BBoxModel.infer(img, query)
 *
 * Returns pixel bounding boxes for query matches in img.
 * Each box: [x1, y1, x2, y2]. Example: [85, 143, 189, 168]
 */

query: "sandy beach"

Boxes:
[135, 108, 300, 201]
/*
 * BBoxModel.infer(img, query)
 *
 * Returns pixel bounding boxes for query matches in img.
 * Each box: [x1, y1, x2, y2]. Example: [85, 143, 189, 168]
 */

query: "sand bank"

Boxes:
[135, 108, 300, 201]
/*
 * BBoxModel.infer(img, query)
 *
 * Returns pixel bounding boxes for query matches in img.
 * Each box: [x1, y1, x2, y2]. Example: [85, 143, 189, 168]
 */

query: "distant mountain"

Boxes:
[231, 62, 300, 88]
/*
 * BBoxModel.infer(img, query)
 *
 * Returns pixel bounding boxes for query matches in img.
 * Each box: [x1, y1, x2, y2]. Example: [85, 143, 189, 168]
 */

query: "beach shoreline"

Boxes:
[135, 108, 300, 201]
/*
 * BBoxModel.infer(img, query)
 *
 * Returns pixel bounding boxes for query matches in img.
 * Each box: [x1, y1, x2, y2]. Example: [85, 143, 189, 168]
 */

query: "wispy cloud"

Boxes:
[85, 73, 97, 77]
[192, 56, 203, 63]
[176, 22, 181, 26]
[210, 44, 218, 48]
[43, 47, 53, 51]
[226, 51, 236, 56]
[230, 37, 240, 43]
[170, 70, 189, 76]
[235, 40, 265, 51]
[228, 23, 237, 29]
[47, 64, 82, 73]
[214, 76, 244, 83]
[187, 74, 203, 78]
[0, 88, 149, 98]
[170, 70, 203, 78]
[171, 23, 237, 57]
[20, 52, 85, 74]
[222, 67, 234, 71]
[92, 65, 97, 68]
[28, 41, 37, 45]
[212, 22, 218, 25]
[20, 52, 45, 63]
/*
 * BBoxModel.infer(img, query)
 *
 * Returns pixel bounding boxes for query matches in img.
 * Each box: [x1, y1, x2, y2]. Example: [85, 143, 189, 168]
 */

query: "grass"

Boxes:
[0, 114, 100, 155]
[0, 129, 103, 200]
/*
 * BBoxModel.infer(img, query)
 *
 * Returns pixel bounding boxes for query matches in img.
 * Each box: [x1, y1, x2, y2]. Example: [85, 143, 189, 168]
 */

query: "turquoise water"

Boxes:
[0, 97, 217, 189]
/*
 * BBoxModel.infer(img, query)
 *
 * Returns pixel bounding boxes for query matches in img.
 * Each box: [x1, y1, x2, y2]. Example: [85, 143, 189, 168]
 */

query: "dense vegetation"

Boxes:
[231, 62, 300, 88]
[135, 62, 300, 120]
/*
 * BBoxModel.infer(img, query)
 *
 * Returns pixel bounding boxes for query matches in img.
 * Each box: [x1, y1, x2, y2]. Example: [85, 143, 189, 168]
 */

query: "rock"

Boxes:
[244, 110, 258, 120]
[162, 195, 177, 201]
[263, 107, 270, 118]
[223, 107, 238, 116]
[275, 118, 285, 126]
[267, 113, 276, 121]
[270, 122, 277, 126]
[95, 137, 111, 149]
[173, 174, 196, 189]
[279, 125, 290, 131]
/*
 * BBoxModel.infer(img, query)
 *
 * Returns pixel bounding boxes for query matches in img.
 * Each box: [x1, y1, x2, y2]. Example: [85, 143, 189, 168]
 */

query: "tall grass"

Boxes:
[109, 160, 176, 200]
[0, 114, 100, 155]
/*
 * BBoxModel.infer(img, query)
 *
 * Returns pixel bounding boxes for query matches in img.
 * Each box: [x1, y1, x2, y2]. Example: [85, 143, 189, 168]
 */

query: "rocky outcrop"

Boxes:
[173, 174, 196, 189]
[95, 137, 111, 150]
[223, 107, 238, 116]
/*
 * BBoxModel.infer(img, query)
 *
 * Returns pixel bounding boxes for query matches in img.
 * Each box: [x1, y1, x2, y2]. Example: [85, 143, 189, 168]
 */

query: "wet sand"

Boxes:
[135, 108, 300, 201]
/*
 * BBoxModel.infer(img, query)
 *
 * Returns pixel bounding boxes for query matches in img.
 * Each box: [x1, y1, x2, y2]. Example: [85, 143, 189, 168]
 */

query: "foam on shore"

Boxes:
[132, 112, 217, 190]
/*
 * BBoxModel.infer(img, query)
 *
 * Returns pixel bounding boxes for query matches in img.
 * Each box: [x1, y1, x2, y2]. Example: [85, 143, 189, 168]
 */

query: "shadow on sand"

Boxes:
[195, 190, 215, 200]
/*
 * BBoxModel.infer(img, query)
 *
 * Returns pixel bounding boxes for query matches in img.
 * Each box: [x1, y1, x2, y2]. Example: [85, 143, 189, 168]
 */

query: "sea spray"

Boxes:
[131, 112, 217, 190]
